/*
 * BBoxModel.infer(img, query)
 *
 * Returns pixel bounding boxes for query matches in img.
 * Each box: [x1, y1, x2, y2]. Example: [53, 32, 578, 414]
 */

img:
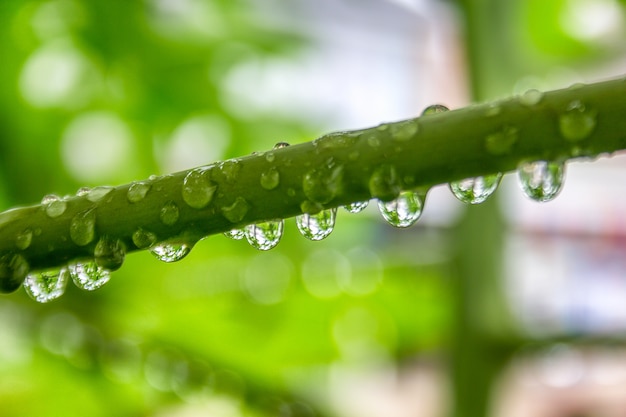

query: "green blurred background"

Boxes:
[1, 0, 626, 416]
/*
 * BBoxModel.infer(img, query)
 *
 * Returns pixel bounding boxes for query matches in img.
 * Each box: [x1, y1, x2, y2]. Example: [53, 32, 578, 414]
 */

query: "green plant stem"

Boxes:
[1, 77, 626, 291]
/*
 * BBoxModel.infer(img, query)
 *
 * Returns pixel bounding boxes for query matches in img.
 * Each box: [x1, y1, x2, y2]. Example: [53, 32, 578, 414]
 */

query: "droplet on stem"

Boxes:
[260, 167, 280, 190]
[421, 104, 449, 115]
[41, 194, 67, 218]
[182, 168, 217, 209]
[0, 253, 29, 293]
[224, 229, 245, 240]
[160, 201, 180, 226]
[127, 182, 151, 203]
[86, 186, 114, 202]
[377, 190, 425, 228]
[296, 208, 337, 241]
[151, 243, 192, 262]
[559, 100, 596, 142]
[302, 164, 344, 204]
[245, 220, 283, 250]
[518, 89, 544, 107]
[69, 261, 111, 291]
[94, 236, 126, 271]
[70, 207, 96, 246]
[132, 228, 157, 249]
[23, 267, 69, 303]
[369, 164, 400, 201]
[517, 160, 565, 202]
[449, 173, 503, 204]
[221, 197, 250, 224]
[15, 228, 33, 250]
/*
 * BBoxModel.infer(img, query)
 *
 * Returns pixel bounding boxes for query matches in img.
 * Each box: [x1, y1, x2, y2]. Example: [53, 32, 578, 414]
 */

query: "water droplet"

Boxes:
[559, 100, 596, 142]
[260, 167, 280, 190]
[182, 168, 217, 209]
[70, 208, 96, 246]
[0, 253, 29, 293]
[216, 159, 241, 183]
[485, 103, 502, 117]
[344, 200, 369, 213]
[132, 228, 157, 249]
[265, 152, 276, 163]
[245, 220, 283, 251]
[15, 228, 33, 250]
[296, 208, 337, 241]
[41, 194, 68, 218]
[517, 160, 565, 202]
[485, 126, 519, 155]
[369, 164, 400, 201]
[366, 133, 380, 148]
[302, 164, 344, 204]
[76, 187, 91, 197]
[519, 89, 544, 107]
[224, 229, 244, 240]
[221, 197, 250, 223]
[151, 243, 192, 262]
[127, 182, 151, 203]
[160, 201, 179, 226]
[449, 173, 503, 204]
[421, 104, 449, 115]
[389, 120, 418, 141]
[94, 236, 125, 271]
[274, 142, 290, 149]
[23, 267, 69, 303]
[69, 261, 110, 291]
[378, 190, 425, 228]
[86, 186, 114, 202]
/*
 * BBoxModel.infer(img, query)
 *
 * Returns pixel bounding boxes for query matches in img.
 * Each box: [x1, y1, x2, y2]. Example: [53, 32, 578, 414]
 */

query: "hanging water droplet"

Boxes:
[15, 228, 33, 250]
[517, 160, 565, 202]
[132, 228, 157, 249]
[41, 194, 67, 218]
[559, 100, 597, 142]
[94, 236, 125, 271]
[70, 208, 96, 246]
[421, 104, 449, 115]
[86, 186, 114, 202]
[302, 164, 344, 204]
[485, 126, 519, 155]
[449, 173, 503, 204]
[127, 182, 151, 203]
[224, 229, 244, 240]
[69, 261, 110, 291]
[296, 208, 337, 241]
[221, 197, 250, 223]
[182, 168, 217, 209]
[151, 243, 192, 262]
[160, 201, 179, 226]
[0, 253, 29, 293]
[245, 220, 283, 251]
[260, 167, 280, 190]
[344, 200, 369, 213]
[23, 267, 69, 303]
[519, 89, 544, 107]
[216, 159, 241, 183]
[389, 120, 418, 142]
[378, 190, 425, 228]
[369, 164, 400, 201]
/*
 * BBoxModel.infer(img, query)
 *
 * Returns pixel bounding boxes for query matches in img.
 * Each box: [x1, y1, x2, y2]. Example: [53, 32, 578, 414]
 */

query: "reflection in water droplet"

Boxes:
[302, 164, 343, 204]
[151, 243, 192, 262]
[296, 208, 337, 241]
[132, 228, 157, 249]
[69, 261, 110, 291]
[378, 190, 425, 228]
[221, 197, 250, 223]
[389, 120, 418, 141]
[518, 160, 565, 202]
[224, 229, 244, 240]
[245, 220, 283, 250]
[369, 164, 400, 201]
[23, 267, 69, 303]
[421, 104, 449, 115]
[86, 186, 114, 202]
[449, 173, 503, 204]
[41, 194, 67, 218]
[70, 208, 96, 246]
[127, 182, 151, 203]
[15, 228, 33, 250]
[559, 100, 596, 142]
[485, 126, 518, 155]
[260, 167, 280, 190]
[344, 200, 369, 213]
[182, 168, 216, 209]
[0, 253, 29, 293]
[94, 236, 125, 271]
[160, 201, 179, 226]
[519, 89, 544, 107]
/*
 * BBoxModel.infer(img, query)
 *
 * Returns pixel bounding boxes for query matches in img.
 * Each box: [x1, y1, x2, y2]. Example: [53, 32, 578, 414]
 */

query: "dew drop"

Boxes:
[245, 220, 283, 251]
[69, 261, 110, 291]
[389, 120, 418, 142]
[344, 200, 369, 213]
[260, 167, 280, 190]
[485, 126, 519, 155]
[224, 229, 245, 240]
[221, 197, 250, 223]
[559, 100, 596, 142]
[517, 160, 565, 202]
[127, 182, 151, 203]
[519, 89, 544, 107]
[485, 103, 502, 117]
[86, 186, 114, 202]
[369, 164, 400, 201]
[150, 243, 192, 262]
[302, 164, 344, 204]
[94, 236, 125, 271]
[0, 253, 29, 293]
[274, 142, 290, 149]
[265, 152, 276, 163]
[23, 267, 69, 303]
[132, 228, 157, 249]
[160, 201, 179, 226]
[70, 207, 96, 246]
[76, 187, 91, 197]
[421, 104, 449, 115]
[296, 208, 337, 241]
[41, 194, 67, 218]
[182, 168, 217, 209]
[378, 190, 425, 228]
[449, 173, 503, 204]
[216, 159, 241, 183]
[15, 228, 33, 250]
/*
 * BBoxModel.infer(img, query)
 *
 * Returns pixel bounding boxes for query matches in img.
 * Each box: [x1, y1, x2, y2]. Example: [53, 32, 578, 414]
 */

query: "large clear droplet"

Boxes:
[0, 253, 30, 293]
[559, 100, 596, 142]
[449, 173, 503, 205]
[517, 160, 565, 202]
[160, 201, 180, 226]
[260, 167, 280, 190]
[224, 229, 244, 240]
[302, 163, 344, 204]
[216, 159, 241, 183]
[41, 194, 67, 218]
[245, 220, 283, 251]
[151, 243, 192, 262]
[69, 261, 110, 291]
[127, 182, 151, 203]
[182, 168, 216, 209]
[221, 197, 250, 224]
[70, 207, 96, 246]
[132, 228, 157, 249]
[296, 208, 337, 241]
[421, 104, 449, 115]
[23, 267, 69, 303]
[377, 190, 425, 228]
[344, 200, 369, 213]
[94, 236, 125, 271]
